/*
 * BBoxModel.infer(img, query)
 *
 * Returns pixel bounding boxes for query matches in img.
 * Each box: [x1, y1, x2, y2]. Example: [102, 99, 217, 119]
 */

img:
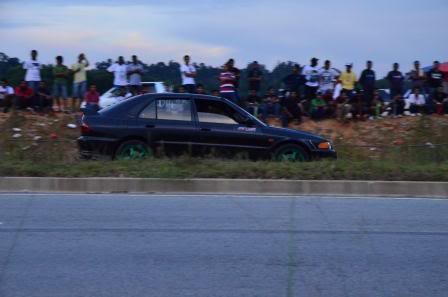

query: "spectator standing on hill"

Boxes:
[15, 81, 33, 110]
[180, 55, 196, 93]
[386, 63, 404, 100]
[282, 64, 303, 95]
[408, 88, 427, 116]
[247, 61, 262, 94]
[245, 89, 262, 116]
[280, 91, 302, 127]
[426, 61, 443, 102]
[36, 81, 52, 112]
[107, 56, 129, 89]
[227, 59, 240, 95]
[260, 87, 281, 122]
[302, 57, 320, 100]
[409, 61, 426, 90]
[71, 53, 89, 112]
[52, 56, 69, 112]
[358, 60, 376, 107]
[84, 84, 100, 112]
[319, 60, 340, 95]
[0, 79, 15, 113]
[219, 63, 237, 103]
[340, 63, 357, 99]
[128, 55, 144, 94]
[23, 50, 41, 93]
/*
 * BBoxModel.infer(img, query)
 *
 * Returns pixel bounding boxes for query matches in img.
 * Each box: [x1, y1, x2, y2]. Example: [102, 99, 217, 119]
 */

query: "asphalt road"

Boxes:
[0, 194, 447, 297]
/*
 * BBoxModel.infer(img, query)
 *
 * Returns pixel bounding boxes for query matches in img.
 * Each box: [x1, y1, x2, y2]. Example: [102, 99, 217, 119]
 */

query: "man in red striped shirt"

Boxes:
[219, 63, 238, 104]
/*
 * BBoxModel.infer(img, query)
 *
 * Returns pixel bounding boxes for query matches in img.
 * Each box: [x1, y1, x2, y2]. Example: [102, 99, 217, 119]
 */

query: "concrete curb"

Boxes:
[0, 177, 447, 197]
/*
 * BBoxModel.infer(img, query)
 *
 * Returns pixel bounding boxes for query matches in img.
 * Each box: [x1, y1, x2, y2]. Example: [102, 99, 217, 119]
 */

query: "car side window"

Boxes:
[139, 100, 156, 119]
[195, 99, 245, 125]
[157, 99, 192, 121]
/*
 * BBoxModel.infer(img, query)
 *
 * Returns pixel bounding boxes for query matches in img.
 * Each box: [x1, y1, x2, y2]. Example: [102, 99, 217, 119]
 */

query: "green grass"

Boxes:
[1, 158, 448, 181]
[1, 113, 448, 180]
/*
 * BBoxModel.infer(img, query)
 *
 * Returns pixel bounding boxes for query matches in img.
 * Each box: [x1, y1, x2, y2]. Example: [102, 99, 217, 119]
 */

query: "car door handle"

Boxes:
[201, 128, 211, 132]
[145, 124, 155, 128]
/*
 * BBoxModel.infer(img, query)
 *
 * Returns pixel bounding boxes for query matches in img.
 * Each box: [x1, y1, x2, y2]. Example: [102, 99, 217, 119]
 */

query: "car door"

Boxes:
[193, 98, 271, 157]
[135, 97, 199, 155]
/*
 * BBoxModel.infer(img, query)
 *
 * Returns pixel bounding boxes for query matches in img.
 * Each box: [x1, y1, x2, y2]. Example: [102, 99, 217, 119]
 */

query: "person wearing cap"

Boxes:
[339, 63, 357, 99]
[358, 60, 376, 108]
[426, 61, 444, 113]
[302, 58, 321, 101]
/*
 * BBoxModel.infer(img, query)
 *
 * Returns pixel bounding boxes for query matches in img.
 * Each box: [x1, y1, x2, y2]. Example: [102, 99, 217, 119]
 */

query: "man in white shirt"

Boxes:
[180, 55, 196, 93]
[319, 60, 340, 95]
[22, 49, 41, 93]
[0, 79, 15, 113]
[107, 56, 128, 88]
[302, 57, 321, 101]
[127, 55, 144, 94]
[71, 53, 89, 112]
[408, 87, 427, 116]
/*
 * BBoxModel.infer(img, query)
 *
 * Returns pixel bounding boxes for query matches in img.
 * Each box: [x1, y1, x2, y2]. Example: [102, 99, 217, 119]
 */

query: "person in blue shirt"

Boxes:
[358, 60, 376, 108]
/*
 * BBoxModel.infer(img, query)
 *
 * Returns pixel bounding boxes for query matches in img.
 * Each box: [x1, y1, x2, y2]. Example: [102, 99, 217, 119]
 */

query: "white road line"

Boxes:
[0, 193, 446, 200]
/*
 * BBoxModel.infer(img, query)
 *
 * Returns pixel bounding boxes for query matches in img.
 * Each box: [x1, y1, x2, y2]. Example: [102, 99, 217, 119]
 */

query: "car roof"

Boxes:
[138, 92, 223, 101]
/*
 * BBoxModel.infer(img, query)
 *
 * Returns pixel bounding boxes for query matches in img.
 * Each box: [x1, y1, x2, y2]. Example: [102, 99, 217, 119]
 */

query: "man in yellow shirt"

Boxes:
[71, 53, 89, 112]
[340, 63, 357, 98]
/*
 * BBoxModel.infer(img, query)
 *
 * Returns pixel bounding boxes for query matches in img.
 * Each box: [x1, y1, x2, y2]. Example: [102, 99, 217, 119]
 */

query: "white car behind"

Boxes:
[82, 82, 166, 109]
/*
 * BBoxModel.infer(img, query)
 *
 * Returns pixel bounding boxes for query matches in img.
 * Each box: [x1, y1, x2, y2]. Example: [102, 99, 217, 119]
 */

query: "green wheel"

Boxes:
[274, 144, 309, 162]
[115, 140, 151, 160]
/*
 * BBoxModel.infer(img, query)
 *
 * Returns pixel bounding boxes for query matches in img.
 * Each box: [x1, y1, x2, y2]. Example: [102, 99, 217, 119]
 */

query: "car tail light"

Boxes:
[81, 122, 91, 134]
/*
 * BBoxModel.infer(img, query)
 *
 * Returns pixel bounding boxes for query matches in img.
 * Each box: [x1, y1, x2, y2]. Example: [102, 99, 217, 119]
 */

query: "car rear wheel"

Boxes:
[115, 140, 152, 160]
[273, 144, 309, 162]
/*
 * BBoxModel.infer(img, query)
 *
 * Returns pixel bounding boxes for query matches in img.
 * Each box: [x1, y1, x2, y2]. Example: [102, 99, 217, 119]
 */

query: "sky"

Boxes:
[0, 0, 447, 77]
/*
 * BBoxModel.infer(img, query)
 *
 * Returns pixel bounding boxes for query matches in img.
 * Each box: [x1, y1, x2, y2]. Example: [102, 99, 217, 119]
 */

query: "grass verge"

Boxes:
[1, 158, 448, 181]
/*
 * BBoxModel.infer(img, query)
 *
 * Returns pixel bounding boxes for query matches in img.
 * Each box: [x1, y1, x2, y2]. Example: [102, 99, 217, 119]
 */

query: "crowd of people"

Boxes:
[179, 55, 448, 127]
[1, 50, 448, 128]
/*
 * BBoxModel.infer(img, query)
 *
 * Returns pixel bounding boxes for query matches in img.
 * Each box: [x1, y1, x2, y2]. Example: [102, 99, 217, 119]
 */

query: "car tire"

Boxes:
[115, 140, 152, 160]
[273, 143, 309, 162]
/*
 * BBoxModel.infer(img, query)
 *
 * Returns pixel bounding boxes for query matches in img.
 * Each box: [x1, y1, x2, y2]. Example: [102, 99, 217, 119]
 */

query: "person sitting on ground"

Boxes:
[15, 81, 34, 110]
[309, 93, 328, 120]
[390, 94, 405, 117]
[280, 91, 302, 127]
[260, 87, 281, 122]
[36, 81, 52, 113]
[335, 91, 352, 122]
[350, 90, 368, 120]
[0, 79, 15, 113]
[177, 85, 186, 93]
[211, 89, 220, 97]
[245, 89, 262, 117]
[369, 91, 384, 120]
[408, 88, 427, 116]
[84, 84, 100, 112]
[196, 84, 207, 95]
[433, 89, 447, 115]
[321, 90, 336, 117]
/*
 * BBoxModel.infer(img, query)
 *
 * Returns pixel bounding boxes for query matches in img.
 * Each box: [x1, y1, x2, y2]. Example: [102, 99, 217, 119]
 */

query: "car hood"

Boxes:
[262, 126, 327, 142]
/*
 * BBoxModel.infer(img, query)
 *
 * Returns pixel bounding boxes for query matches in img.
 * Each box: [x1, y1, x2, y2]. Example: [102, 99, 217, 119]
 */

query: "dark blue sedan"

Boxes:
[78, 93, 336, 161]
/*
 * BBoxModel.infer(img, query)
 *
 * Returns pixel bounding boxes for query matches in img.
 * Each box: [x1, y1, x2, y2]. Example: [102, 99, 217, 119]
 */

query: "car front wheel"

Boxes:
[273, 144, 309, 162]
